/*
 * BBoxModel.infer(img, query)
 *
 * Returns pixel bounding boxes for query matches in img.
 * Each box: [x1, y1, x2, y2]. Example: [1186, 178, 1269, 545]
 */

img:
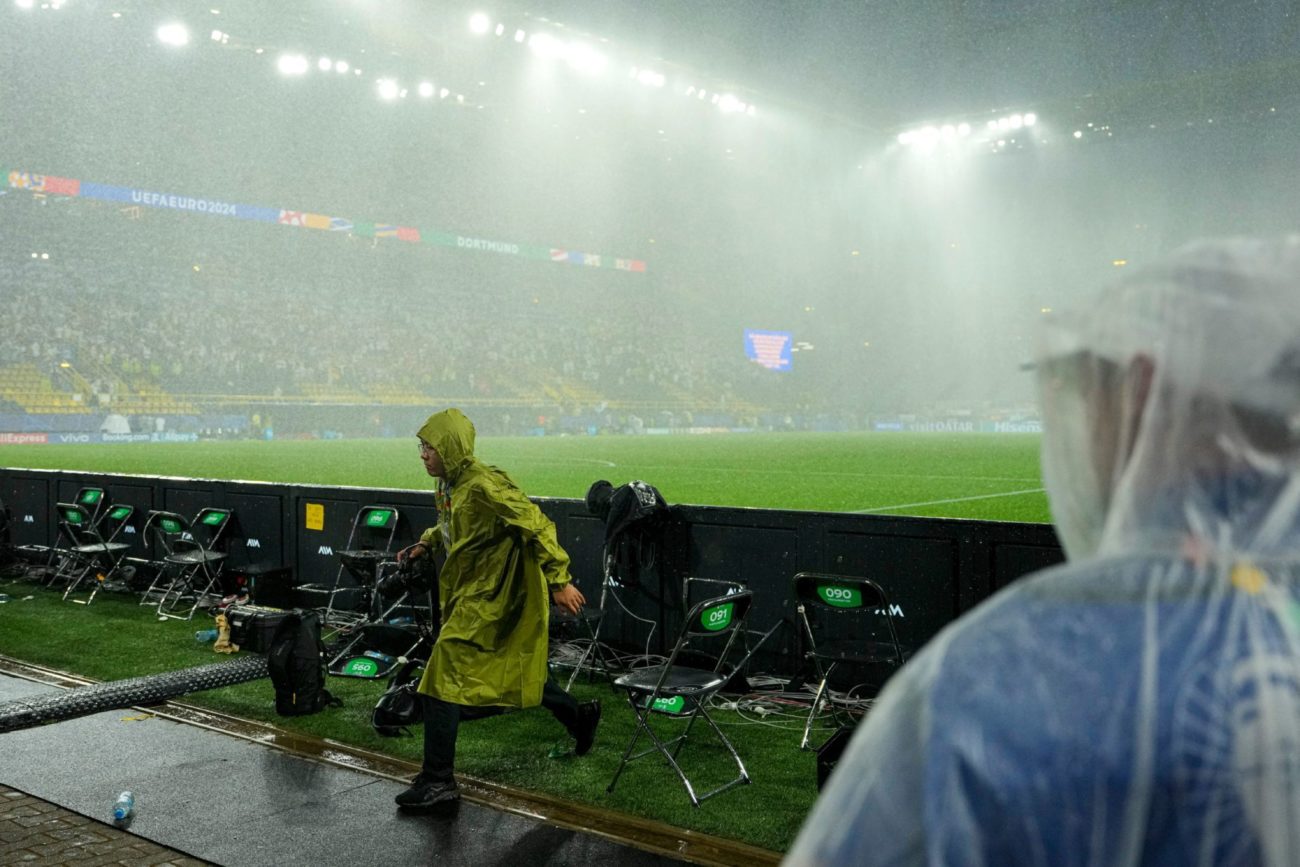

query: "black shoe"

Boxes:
[395, 774, 460, 809]
[573, 700, 601, 757]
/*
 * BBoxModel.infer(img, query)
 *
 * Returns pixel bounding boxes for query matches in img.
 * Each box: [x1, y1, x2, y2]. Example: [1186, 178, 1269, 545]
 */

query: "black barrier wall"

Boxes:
[0, 467, 1064, 675]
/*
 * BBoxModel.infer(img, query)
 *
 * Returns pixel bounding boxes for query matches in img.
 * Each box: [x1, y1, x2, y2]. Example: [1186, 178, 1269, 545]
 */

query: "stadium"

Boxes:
[1, 1, 1299, 864]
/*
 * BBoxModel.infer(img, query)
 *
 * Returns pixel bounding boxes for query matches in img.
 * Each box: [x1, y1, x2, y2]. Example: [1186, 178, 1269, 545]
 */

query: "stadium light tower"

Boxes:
[277, 54, 309, 76]
[469, 12, 491, 35]
[156, 22, 190, 47]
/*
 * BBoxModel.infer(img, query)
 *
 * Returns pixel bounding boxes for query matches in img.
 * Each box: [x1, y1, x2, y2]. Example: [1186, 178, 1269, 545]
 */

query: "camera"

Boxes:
[375, 556, 437, 597]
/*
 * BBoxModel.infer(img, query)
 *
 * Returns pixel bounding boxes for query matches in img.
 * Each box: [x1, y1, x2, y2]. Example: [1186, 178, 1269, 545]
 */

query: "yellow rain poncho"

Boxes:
[415, 408, 573, 708]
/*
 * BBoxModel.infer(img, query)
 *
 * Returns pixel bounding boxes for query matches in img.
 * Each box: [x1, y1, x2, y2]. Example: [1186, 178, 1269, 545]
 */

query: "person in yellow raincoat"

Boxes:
[394, 408, 601, 810]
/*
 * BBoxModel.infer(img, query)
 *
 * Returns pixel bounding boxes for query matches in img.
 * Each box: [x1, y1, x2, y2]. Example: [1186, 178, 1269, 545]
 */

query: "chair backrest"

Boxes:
[73, 486, 109, 524]
[793, 572, 904, 666]
[794, 573, 889, 613]
[191, 507, 235, 551]
[662, 589, 754, 674]
[351, 504, 402, 553]
[145, 510, 193, 557]
[56, 502, 97, 545]
[97, 503, 135, 543]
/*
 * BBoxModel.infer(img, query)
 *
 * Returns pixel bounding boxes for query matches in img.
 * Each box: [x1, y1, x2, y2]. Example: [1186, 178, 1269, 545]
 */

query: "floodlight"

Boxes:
[987, 119, 998, 130]
[335, 60, 348, 73]
[277, 54, 309, 76]
[1024, 112, 1037, 126]
[637, 69, 665, 87]
[528, 32, 563, 59]
[210, 29, 223, 41]
[1073, 130, 1083, 139]
[377, 78, 399, 100]
[697, 89, 706, 99]
[957, 122, 971, 136]
[1008, 113, 1023, 129]
[746, 104, 756, 116]
[718, 93, 744, 113]
[156, 23, 190, 47]
[514, 29, 526, 42]
[418, 81, 434, 98]
[566, 42, 607, 75]
[16, 0, 34, 8]
[456, 94, 465, 104]
[897, 131, 912, 145]
[996, 117, 1010, 131]
[439, 87, 449, 98]
[941, 123, 956, 139]
[318, 57, 331, 71]
[469, 12, 491, 34]
[495, 23, 504, 36]
[685, 85, 695, 96]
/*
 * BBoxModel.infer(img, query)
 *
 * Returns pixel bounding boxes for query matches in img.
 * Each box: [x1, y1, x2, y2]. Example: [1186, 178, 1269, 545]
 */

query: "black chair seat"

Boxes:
[165, 550, 228, 565]
[614, 664, 726, 695]
[73, 542, 130, 555]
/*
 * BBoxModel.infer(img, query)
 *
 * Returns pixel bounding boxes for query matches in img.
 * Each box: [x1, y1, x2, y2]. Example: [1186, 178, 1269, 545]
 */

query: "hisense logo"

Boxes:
[318, 545, 333, 555]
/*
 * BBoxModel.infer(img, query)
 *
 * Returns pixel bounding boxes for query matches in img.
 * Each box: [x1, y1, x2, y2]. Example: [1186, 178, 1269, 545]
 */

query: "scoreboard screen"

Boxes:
[744, 329, 793, 371]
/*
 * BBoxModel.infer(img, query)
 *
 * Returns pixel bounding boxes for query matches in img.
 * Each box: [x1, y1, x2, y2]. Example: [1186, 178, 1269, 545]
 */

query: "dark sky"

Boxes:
[525, 0, 1300, 128]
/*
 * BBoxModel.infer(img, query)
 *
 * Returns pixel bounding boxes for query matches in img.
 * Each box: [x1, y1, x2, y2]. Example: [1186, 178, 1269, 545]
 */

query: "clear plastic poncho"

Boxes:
[786, 238, 1300, 866]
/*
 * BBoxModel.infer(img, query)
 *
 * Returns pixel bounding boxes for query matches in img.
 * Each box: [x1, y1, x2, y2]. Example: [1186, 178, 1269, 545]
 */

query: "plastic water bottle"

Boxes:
[112, 791, 135, 827]
[194, 629, 218, 643]
[363, 650, 395, 664]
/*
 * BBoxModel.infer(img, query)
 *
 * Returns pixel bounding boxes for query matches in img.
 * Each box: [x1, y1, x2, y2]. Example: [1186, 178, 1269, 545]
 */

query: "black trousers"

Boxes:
[421, 681, 579, 781]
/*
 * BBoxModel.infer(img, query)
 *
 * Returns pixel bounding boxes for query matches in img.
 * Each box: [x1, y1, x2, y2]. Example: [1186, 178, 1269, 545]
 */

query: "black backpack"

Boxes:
[585, 479, 670, 593]
[372, 658, 425, 737]
[267, 610, 341, 716]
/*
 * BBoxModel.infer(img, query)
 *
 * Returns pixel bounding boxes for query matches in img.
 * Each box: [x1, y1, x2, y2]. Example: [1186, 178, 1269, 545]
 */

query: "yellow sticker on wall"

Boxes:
[305, 502, 324, 531]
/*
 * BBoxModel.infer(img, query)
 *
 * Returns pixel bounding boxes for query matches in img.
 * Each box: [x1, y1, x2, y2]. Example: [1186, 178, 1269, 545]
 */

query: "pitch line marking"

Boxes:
[852, 487, 1046, 514]
[622, 464, 1040, 484]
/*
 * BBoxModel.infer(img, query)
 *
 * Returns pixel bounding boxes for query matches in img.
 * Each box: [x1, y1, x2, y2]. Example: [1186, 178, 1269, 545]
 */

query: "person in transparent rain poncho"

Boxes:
[786, 238, 1300, 867]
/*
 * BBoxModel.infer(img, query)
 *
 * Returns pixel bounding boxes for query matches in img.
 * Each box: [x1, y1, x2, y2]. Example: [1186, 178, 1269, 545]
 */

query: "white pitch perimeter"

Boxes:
[852, 487, 1046, 514]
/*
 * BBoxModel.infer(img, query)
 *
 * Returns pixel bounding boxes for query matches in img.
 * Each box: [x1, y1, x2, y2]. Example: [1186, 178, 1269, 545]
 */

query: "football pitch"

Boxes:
[0, 431, 1050, 522]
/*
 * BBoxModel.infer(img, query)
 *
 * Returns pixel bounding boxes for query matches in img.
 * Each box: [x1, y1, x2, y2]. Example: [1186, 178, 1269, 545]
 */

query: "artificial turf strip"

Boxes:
[0, 430, 1050, 521]
[0, 583, 821, 852]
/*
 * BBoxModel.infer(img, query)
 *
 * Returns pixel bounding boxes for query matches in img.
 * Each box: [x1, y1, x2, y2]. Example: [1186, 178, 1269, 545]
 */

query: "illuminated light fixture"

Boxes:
[514, 28, 526, 42]
[565, 42, 607, 75]
[957, 122, 971, 136]
[1112, 259, 1128, 266]
[685, 85, 695, 96]
[209, 29, 223, 41]
[718, 94, 745, 113]
[439, 87, 449, 98]
[528, 32, 563, 59]
[628, 66, 639, 79]
[456, 93, 465, 104]
[469, 12, 491, 34]
[746, 104, 756, 117]
[111, 10, 122, 17]
[1024, 112, 1037, 126]
[1008, 113, 1023, 129]
[376, 78, 399, 100]
[636, 69, 665, 87]
[1073, 130, 1083, 139]
[318, 57, 331, 71]
[941, 123, 956, 139]
[399, 88, 408, 98]
[697, 89, 706, 99]
[354, 68, 362, 75]
[335, 60, 348, 73]
[986, 119, 997, 130]
[495, 22, 504, 36]
[711, 93, 720, 104]
[41, 252, 49, 260]
[277, 54, 309, 76]
[996, 117, 1010, 131]
[16, 0, 34, 7]
[156, 22, 190, 47]
[418, 81, 434, 98]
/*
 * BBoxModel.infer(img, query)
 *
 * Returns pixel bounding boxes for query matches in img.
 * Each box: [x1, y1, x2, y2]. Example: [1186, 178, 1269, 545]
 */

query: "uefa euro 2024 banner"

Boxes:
[4, 167, 648, 274]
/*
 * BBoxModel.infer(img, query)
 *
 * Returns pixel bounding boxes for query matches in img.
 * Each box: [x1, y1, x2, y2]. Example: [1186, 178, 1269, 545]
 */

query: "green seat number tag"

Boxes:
[80, 490, 102, 504]
[110, 506, 131, 520]
[64, 509, 83, 524]
[649, 696, 685, 714]
[342, 657, 379, 677]
[201, 512, 227, 526]
[365, 509, 393, 527]
[701, 602, 734, 632]
[161, 518, 181, 534]
[817, 585, 862, 608]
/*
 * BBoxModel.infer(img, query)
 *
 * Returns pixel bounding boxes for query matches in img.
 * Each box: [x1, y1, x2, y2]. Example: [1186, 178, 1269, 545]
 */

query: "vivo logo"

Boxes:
[56, 433, 91, 444]
[318, 545, 333, 556]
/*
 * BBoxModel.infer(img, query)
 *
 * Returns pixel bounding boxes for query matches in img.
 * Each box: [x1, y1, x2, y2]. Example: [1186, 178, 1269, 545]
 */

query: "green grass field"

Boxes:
[0, 431, 1051, 522]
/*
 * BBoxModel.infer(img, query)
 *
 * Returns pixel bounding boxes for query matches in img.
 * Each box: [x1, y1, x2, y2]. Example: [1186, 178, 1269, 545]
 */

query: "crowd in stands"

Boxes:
[2, 196, 806, 430]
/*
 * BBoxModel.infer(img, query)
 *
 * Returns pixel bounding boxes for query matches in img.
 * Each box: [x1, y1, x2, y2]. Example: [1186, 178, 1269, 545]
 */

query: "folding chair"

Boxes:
[551, 551, 619, 691]
[139, 508, 235, 621]
[607, 590, 754, 807]
[319, 504, 404, 629]
[42, 486, 111, 588]
[793, 572, 906, 750]
[53, 502, 135, 605]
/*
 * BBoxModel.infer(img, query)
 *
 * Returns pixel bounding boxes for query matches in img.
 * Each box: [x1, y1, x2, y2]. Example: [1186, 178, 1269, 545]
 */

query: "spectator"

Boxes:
[787, 238, 1300, 866]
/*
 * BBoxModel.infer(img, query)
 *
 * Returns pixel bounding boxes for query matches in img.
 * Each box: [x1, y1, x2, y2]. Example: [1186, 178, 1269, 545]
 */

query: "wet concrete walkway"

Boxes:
[0, 674, 681, 866]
